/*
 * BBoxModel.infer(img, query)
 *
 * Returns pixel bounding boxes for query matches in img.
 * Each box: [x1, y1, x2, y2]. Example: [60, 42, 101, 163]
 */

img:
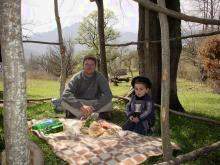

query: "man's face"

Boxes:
[83, 59, 96, 75]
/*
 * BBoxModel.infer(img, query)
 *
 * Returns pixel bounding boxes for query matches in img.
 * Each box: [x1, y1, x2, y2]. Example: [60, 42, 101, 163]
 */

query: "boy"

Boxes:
[122, 76, 155, 135]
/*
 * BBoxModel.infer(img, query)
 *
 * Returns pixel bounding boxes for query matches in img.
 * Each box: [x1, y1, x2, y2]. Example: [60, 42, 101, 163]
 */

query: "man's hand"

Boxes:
[80, 105, 94, 117]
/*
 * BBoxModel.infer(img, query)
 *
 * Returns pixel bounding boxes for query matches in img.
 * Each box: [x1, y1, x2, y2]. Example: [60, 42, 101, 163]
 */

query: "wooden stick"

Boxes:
[112, 95, 220, 125]
[23, 40, 60, 45]
[157, 141, 220, 165]
[106, 30, 220, 47]
[27, 98, 52, 103]
[0, 98, 52, 103]
[133, 0, 220, 25]
[154, 104, 220, 125]
[113, 95, 130, 101]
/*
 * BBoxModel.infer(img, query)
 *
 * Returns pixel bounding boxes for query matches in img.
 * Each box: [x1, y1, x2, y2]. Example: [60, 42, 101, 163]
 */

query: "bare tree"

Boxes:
[54, 0, 67, 97]
[194, 0, 220, 31]
[1, 0, 29, 164]
[38, 40, 76, 78]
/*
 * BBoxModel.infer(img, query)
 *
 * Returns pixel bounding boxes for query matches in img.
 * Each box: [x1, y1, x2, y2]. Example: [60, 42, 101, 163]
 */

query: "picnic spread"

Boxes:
[30, 118, 179, 165]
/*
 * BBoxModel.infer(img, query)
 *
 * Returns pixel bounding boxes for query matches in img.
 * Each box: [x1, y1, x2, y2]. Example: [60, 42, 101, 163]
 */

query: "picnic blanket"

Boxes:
[31, 118, 179, 165]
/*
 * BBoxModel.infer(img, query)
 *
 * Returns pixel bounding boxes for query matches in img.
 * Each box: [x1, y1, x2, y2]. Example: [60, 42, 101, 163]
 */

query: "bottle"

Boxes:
[32, 119, 63, 134]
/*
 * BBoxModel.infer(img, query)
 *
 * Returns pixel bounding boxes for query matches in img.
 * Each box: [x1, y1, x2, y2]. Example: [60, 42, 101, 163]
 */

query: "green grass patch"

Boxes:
[0, 78, 219, 164]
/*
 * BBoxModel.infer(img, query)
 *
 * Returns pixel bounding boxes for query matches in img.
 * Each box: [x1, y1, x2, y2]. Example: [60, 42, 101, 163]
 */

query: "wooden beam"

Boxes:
[133, 0, 220, 25]
[157, 141, 220, 165]
[154, 104, 220, 126]
[158, 0, 172, 161]
[112, 96, 220, 126]
[0, 98, 52, 103]
[23, 40, 60, 45]
[105, 30, 220, 47]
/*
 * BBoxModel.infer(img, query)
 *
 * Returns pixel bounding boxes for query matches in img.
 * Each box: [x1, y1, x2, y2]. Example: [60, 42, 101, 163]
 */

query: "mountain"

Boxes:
[23, 22, 137, 58]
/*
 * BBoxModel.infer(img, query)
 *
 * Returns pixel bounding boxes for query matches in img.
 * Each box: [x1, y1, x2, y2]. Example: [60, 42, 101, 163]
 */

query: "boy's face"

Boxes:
[134, 83, 149, 97]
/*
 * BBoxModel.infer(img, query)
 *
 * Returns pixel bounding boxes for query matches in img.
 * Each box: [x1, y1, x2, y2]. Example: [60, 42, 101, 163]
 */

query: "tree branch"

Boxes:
[133, 0, 220, 25]
[106, 30, 220, 47]
[23, 40, 60, 45]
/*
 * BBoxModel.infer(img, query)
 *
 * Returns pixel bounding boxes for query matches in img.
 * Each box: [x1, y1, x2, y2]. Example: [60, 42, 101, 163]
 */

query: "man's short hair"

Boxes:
[83, 55, 97, 65]
[131, 76, 152, 89]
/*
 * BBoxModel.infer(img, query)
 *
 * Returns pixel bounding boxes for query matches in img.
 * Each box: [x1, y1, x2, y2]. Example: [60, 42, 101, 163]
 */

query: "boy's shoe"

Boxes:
[99, 112, 112, 120]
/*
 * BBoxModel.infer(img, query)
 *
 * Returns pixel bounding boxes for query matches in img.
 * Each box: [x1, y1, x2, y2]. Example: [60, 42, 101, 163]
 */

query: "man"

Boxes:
[61, 55, 112, 119]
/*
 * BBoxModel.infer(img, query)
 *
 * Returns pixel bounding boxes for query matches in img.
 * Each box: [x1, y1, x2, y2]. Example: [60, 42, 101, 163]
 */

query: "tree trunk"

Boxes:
[95, 0, 108, 80]
[144, 1, 150, 75]
[137, 4, 145, 76]
[145, 0, 162, 104]
[54, 0, 67, 97]
[1, 0, 30, 164]
[144, 0, 184, 112]
[158, 0, 173, 161]
[167, 0, 184, 112]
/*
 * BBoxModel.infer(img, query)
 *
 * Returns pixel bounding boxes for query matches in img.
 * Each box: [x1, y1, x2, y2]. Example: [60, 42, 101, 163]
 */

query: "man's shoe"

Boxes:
[65, 111, 76, 119]
[99, 112, 112, 120]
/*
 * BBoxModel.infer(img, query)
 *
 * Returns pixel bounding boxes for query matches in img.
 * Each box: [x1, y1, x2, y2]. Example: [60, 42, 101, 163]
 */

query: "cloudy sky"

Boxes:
[22, 0, 139, 35]
[21, 0, 198, 35]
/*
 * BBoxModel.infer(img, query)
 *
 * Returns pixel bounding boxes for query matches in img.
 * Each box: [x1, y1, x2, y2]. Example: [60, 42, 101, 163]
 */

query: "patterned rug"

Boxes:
[31, 118, 179, 165]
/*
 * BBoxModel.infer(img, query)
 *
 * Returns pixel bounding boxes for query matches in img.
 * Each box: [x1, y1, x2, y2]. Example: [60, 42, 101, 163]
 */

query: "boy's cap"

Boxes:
[131, 76, 152, 89]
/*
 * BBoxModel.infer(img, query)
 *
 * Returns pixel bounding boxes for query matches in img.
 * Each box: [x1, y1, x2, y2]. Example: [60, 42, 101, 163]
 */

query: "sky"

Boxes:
[22, 0, 205, 36]
[22, 0, 139, 35]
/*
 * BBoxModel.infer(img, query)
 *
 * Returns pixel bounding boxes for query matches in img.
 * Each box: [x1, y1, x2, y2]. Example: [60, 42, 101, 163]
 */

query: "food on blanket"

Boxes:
[32, 119, 63, 135]
[88, 121, 105, 137]
[80, 127, 89, 134]
[102, 128, 118, 136]
[83, 114, 97, 127]
[99, 120, 111, 129]
[81, 120, 119, 137]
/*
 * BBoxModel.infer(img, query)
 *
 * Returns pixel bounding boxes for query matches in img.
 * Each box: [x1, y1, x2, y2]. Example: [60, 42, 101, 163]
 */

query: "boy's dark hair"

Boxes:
[131, 76, 152, 89]
[83, 55, 97, 65]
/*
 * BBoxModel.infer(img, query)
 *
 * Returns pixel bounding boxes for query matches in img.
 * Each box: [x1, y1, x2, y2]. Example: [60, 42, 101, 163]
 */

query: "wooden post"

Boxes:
[54, 0, 67, 97]
[157, 0, 172, 161]
[1, 0, 30, 164]
[95, 0, 109, 80]
[133, 0, 220, 25]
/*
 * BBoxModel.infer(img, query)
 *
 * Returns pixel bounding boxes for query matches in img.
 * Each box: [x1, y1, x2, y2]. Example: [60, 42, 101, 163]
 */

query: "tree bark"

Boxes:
[143, 0, 184, 112]
[158, 0, 173, 161]
[137, 4, 145, 76]
[95, 0, 108, 80]
[1, 0, 30, 164]
[144, 2, 150, 75]
[54, 0, 67, 97]
[145, 0, 162, 104]
[167, 0, 184, 112]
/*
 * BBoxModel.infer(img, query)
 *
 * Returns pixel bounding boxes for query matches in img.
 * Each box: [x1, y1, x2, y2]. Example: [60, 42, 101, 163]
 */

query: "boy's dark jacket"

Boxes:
[125, 94, 155, 132]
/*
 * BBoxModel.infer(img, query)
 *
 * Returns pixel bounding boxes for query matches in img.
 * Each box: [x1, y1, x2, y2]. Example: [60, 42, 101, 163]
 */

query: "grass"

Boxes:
[0, 78, 219, 164]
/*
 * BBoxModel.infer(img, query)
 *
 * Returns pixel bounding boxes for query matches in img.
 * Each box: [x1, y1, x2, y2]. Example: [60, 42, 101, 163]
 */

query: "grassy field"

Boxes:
[0, 78, 219, 164]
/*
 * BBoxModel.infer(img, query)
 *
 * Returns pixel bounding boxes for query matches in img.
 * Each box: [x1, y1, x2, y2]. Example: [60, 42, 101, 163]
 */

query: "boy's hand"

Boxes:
[132, 117, 139, 123]
[129, 116, 134, 121]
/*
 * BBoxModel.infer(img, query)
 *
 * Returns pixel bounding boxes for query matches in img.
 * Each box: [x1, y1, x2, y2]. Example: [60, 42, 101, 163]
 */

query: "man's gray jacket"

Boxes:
[62, 71, 112, 111]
